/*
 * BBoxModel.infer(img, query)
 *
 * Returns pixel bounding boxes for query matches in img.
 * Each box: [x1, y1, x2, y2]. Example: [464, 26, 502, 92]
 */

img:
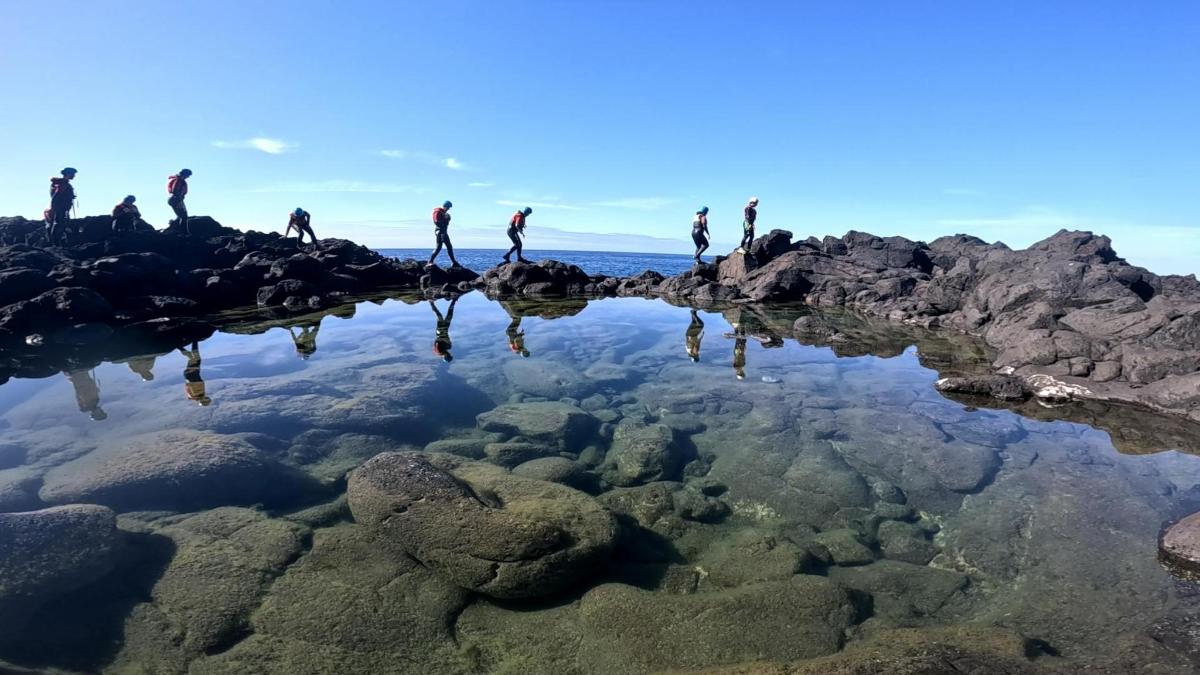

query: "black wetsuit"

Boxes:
[686, 309, 704, 360]
[429, 207, 459, 266]
[740, 204, 757, 251]
[692, 214, 709, 259]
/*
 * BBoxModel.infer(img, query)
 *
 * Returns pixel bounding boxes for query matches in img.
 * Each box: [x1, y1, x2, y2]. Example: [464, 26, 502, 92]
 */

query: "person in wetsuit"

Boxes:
[430, 297, 457, 362]
[504, 207, 533, 264]
[286, 208, 316, 246]
[124, 354, 157, 381]
[289, 321, 321, 359]
[167, 169, 192, 233]
[65, 369, 106, 421]
[178, 341, 212, 406]
[112, 195, 142, 234]
[692, 207, 710, 262]
[685, 309, 704, 362]
[427, 200, 461, 268]
[506, 314, 530, 357]
[47, 167, 77, 245]
[738, 196, 758, 253]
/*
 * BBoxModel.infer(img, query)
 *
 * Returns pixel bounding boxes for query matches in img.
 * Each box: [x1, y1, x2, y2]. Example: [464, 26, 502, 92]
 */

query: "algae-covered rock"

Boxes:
[0, 504, 120, 634]
[191, 524, 469, 674]
[476, 401, 599, 452]
[577, 577, 855, 671]
[484, 441, 557, 468]
[348, 452, 617, 598]
[600, 421, 683, 486]
[829, 559, 968, 624]
[512, 456, 588, 487]
[38, 429, 322, 511]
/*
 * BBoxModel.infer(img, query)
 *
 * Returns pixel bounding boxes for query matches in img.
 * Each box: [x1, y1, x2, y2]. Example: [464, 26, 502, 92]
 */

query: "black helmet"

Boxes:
[179, 168, 193, 177]
[522, 207, 533, 216]
[61, 167, 77, 176]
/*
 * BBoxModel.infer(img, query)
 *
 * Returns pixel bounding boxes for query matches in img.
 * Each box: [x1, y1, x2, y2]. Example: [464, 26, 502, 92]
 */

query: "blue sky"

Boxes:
[2, 1, 1198, 273]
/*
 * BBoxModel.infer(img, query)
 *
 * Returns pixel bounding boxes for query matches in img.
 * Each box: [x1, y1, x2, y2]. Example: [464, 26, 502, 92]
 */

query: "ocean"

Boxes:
[376, 248, 701, 277]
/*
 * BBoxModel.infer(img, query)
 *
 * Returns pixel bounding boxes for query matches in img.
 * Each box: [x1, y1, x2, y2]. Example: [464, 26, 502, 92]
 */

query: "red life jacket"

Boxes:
[167, 175, 189, 197]
[113, 203, 139, 218]
[510, 211, 526, 230]
[432, 206, 450, 228]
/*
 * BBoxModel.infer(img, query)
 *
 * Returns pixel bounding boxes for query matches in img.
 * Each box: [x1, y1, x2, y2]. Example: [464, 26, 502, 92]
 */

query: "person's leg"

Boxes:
[443, 233, 460, 266]
[514, 232, 527, 262]
[428, 231, 445, 265]
[51, 206, 70, 244]
[302, 224, 316, 245]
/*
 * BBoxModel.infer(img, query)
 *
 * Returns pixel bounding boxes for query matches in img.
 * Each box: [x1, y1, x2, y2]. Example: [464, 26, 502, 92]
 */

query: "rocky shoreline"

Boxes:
[1, 214, 1197, 424]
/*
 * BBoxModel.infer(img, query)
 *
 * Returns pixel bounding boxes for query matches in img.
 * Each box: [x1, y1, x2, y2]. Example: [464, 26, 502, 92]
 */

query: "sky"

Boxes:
[1, 1, 1198, 274]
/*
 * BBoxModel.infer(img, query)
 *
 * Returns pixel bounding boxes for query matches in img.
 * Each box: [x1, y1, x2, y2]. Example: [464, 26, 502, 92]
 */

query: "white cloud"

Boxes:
[497, 199, 583, 211]
[585, 197, 676, 210]
[468, 182, 494, 188]
[380, 149, 470, 171]
[213, 137, 299, 154]
[249, 180, 430, 194]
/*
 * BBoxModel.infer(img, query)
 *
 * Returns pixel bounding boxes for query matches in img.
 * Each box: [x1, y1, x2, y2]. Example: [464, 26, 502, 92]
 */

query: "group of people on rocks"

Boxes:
[45, 167, 764, 264]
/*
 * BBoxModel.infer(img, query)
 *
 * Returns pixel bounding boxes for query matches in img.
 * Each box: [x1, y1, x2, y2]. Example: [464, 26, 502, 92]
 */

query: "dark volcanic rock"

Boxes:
[347, 452, 618, 598]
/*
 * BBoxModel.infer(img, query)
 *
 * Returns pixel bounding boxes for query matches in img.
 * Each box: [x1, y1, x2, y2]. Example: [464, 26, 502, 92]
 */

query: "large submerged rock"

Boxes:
[347, 452, 618, 598]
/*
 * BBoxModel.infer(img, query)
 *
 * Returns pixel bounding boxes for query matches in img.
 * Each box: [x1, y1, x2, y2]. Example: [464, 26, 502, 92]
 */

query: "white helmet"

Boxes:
[748, 196, 759, 205]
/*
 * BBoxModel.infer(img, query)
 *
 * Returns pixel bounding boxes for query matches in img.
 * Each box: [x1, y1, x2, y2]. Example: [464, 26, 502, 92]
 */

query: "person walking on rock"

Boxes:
[692, 206, 710, 262]
[504, 207, 533, 264]
[111, 195, 142, 234]
[686, 309, 705, 362]
[167, 169, 192, 234]
[286, 208, 316, 246]
[430, 297, 457, 362]
[178, 340, 212, 406]
[737, 197, 758, 253]
[46, 167, 77, 245]
[427, 200, 461, 268]
[65, 369, 106, 421]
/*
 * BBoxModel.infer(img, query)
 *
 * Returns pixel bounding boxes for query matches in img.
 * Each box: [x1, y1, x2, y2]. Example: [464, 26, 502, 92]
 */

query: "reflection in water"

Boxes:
[2, 295, 1200, 673]
[685, 309, 703, 362]
[178, 341, 212, 406]
[430, 297, 457, 362]
[65, 369, 106, 421]
[288, 321, 321, 359]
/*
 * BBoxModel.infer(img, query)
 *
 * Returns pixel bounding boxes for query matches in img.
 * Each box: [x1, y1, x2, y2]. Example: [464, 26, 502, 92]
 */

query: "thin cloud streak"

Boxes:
[249, 180, 430, 194]
[468, 182, 494, 188]
[496, 199, 583, 211]
[213, 137, 299, 154]
[380, 149, 470, 171]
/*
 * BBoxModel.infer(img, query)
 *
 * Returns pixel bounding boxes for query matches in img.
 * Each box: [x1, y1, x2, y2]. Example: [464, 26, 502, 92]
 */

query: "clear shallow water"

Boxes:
[378, 248, 701, 276]
[2, 295, 1200, 673]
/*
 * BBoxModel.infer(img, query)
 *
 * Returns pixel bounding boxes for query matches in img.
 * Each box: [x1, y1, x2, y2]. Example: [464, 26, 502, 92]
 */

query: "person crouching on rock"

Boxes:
[46, 167, 77, 245]
[112, 195, 142, 234]
[167, 169, 192, 234]
[504, 207, 533, 264]
[427, 200, 462, 269]
[286, 208, 316, 246]
[692, 206, 710, 262]
[430, 297, 457, 362]
[738, 197, 758, 254]
[178, 340, 212, 406]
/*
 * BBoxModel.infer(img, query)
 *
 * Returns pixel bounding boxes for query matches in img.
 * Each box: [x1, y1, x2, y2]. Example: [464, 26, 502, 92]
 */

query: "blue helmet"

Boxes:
[124, 195, 136, 204]
[443, 200, 453, 209]
[522, 207, 533, 216]
[294, 208, 304, 216]
[180, 168, 193, 177]
[61, 167, 77, 176]
[698, 206, 709, 215]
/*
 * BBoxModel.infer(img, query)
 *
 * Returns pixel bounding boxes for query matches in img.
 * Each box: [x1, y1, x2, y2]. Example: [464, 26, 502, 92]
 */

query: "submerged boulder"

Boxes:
[476, 401, 599, 452]
[347, 452, 617, 598]
[600, 421, 683, 486]
[39, 429, 323, 511]
[0, 504, 120, 634]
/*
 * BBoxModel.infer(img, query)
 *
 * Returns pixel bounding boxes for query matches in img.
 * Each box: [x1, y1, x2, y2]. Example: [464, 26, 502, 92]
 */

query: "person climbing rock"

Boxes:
[506, 314, 530, 357]
[65, 369, 106, 421]
[111, 195, 142, 234]
[430, 297, 457, 362]
[46, 167, 77, 245]
[503, 207, 533, 264]
[286, 207, 316, 246]
[178, 340, 212, 406]
[738, 197, 758, 253]
[686, 309, 704, 362]
[692, 206, 710, 262]
[427, 200, 461, 268]
[167, 169, 192, 234]
[289, 321, 321, 359]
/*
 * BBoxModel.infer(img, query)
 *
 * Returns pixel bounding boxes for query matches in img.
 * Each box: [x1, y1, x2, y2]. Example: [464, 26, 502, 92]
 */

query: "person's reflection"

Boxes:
[125, 354, 157, 381]
[506, 315, 530, 357]
[289, 320, 321, 359]
[725, 314, 749, 380]
[430, 297, 457, 362]
[65, 369, 106, 421]
[685, 309, 704, 362]
[178, 341, 212, 406]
